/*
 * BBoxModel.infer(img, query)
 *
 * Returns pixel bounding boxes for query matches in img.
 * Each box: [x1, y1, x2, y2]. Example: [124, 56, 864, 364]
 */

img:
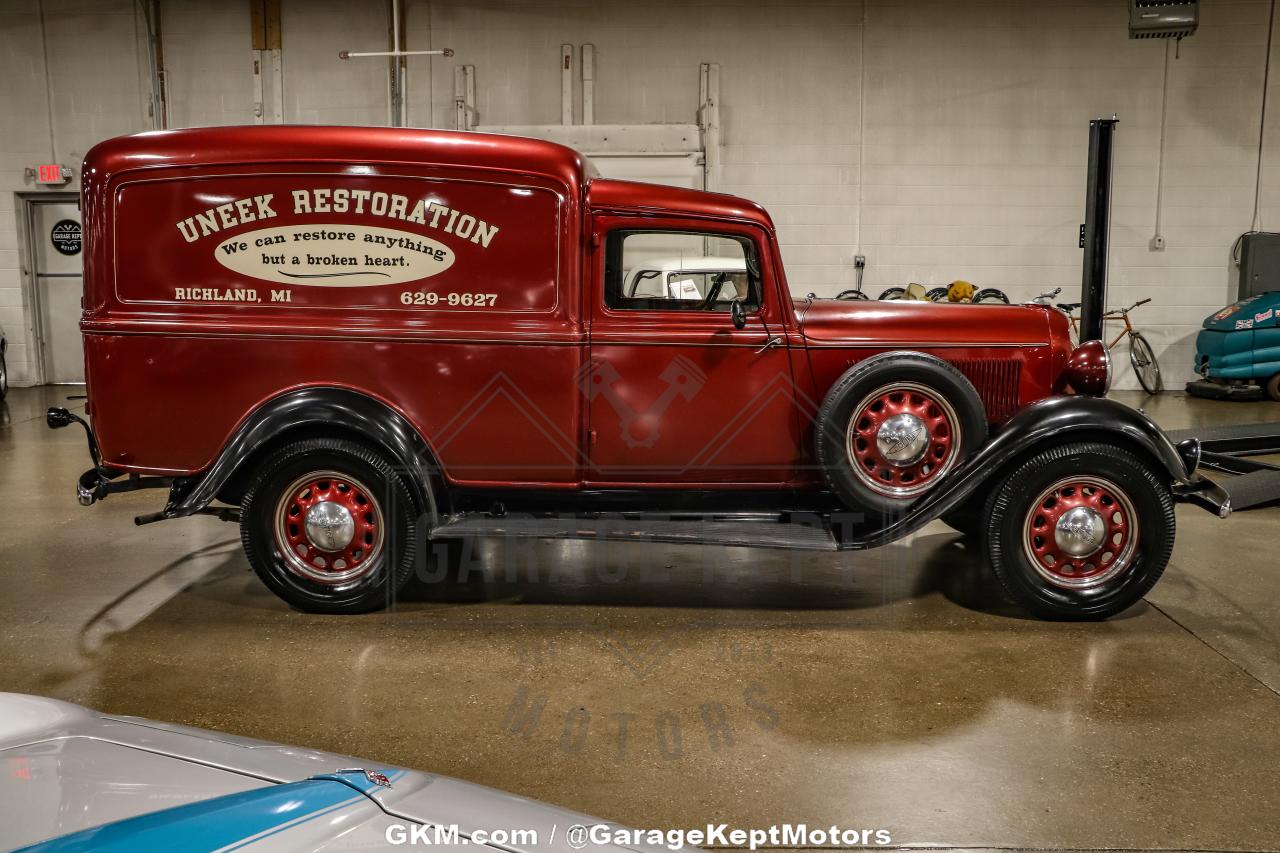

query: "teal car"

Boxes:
[1188, 291, 1280, 401]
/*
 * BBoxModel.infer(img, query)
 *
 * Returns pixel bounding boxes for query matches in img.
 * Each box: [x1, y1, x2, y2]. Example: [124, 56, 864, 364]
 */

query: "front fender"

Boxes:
[845, 395, 1194, 548]
[164, 387, 440, 525]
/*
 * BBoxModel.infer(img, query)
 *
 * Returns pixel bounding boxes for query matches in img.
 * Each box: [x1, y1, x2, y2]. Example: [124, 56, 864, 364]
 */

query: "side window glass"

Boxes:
[605, 231, 761, 312]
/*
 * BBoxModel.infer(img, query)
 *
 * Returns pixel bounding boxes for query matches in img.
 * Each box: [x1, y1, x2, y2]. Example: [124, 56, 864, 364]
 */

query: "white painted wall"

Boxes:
[0, 0, 1275, 389]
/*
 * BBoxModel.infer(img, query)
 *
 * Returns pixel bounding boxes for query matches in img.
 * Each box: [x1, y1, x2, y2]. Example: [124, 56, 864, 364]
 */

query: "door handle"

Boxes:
[754, 335, 783, 354]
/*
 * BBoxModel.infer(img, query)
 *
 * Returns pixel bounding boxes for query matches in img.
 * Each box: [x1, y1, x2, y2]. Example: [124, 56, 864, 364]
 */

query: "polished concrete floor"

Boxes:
[2, 385, 1280, 850]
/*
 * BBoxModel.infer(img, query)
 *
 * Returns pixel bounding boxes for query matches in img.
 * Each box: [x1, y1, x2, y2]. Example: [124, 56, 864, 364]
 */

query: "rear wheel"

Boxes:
[1129, 332, 1163, 394]
[0, 349, 7, 400]
[985, 442, 1173, 621]
[240, 437, 419, 613]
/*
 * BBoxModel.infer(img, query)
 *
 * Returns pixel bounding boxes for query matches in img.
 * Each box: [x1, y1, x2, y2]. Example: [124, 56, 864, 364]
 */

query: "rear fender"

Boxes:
[165, 387, 440, 525]
[844, 395, 1192, 548]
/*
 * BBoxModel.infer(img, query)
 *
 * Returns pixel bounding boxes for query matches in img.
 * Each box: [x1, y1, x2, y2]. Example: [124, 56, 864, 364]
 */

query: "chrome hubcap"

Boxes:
[846, 382, 961, 498]
[1023, 476, 1138, 590]
[304, 501, 356, 552]
[876, 413, 928, 465]
[273, 471, 385, 587]
[1053, 506, 1106, 557]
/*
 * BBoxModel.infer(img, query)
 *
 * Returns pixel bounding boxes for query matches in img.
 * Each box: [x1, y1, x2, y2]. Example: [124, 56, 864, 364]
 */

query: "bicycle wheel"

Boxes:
[925, 286, 950, 302]
[878, 286, 906, 300]
[1129, 332, 1163, 394]
[973, 288, 1010, 304]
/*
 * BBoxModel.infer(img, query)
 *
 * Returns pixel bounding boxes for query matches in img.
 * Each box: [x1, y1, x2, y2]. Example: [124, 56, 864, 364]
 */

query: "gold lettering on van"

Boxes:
[176, 194, 278, 242]
[177, 188, 502, 249]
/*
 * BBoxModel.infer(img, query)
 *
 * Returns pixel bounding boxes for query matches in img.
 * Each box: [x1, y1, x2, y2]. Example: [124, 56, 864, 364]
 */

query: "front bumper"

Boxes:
[1172, 475, 1232, 518]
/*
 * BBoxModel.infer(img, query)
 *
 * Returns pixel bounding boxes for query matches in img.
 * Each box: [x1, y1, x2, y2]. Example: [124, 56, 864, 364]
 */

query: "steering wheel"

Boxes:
[699, 272, 730, 311]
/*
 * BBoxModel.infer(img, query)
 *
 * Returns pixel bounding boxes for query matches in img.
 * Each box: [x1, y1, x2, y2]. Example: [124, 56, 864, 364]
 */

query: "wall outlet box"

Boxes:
[1149, 234, 1166, 251]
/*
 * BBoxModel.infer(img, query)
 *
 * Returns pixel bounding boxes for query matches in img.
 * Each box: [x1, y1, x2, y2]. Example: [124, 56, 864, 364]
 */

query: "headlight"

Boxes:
[1060, 340, 1111, 396]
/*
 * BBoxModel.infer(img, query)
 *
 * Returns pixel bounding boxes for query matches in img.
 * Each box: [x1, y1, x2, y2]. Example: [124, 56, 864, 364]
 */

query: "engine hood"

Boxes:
[796, 298, 1056, 347]
[0, 694, 667, 853]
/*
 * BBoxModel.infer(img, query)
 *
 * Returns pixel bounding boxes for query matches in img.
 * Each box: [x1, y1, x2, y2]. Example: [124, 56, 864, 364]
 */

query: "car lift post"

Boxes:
[1079, 116, 1117, 343]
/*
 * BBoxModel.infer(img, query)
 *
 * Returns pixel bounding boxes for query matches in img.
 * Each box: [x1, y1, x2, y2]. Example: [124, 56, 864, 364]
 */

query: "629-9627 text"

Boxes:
[401, 291, 497, 307]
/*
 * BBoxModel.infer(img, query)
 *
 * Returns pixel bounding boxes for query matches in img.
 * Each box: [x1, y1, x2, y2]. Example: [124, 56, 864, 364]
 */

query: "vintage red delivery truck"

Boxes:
[49, 126, 1228, 620]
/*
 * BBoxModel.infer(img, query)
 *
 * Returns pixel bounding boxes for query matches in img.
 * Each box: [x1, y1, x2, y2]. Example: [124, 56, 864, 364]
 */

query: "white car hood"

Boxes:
[0, 694, 668, 853]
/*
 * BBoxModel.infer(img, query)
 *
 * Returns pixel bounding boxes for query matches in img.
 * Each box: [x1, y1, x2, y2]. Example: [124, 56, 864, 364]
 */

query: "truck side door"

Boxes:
[585, 215, 805, 485]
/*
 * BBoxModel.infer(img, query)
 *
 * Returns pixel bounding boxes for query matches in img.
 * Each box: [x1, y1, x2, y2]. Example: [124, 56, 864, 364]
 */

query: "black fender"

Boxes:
[164, 386, 441, 525]
[841, 395, 1195, 549]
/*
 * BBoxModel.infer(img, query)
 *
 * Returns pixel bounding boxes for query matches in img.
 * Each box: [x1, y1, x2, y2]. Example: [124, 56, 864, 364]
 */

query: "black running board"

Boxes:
[429, 513, 842, 551]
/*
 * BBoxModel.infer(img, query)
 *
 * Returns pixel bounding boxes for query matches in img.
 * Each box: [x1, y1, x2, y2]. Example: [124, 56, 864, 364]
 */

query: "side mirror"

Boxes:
[731, 299, 747, 330]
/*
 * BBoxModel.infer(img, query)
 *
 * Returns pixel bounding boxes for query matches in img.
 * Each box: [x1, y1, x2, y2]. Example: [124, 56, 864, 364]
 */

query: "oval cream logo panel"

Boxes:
[213, 224, 455, 286]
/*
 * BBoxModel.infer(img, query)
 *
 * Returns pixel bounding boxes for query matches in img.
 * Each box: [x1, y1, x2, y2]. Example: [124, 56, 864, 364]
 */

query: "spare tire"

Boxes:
[815, 352, 987, 516]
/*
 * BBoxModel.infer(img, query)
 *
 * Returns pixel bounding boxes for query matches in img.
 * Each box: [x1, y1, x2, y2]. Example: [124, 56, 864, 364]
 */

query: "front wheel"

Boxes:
[1129, 332, 1163, 394]
[240, 437, 420, 613]
[985, 442, 1174, 621]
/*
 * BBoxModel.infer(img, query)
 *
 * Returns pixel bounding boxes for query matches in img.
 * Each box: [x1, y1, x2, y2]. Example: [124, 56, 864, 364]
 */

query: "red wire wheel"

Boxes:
[272, 470, 385, 586]
[845, 382, 962, 498]
[1022, 476, 1139, 590]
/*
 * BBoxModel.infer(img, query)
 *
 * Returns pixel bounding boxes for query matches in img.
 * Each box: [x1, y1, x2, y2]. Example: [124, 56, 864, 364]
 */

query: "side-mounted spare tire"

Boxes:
[814, 352, 987, 516]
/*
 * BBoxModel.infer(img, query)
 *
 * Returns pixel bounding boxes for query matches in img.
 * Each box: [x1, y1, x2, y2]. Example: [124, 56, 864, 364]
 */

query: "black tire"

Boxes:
[1129, 332, 1163, 394]
[240, 437, 420, 614]
[1266, 372, 1280, 402]
[925, 286, 950, 302]
[814, 352, 987, 516]
[878, 286, 906, 301]
[973, 288, 1010, 304]
[985, 442, 1174, 621]
[0, 348, 7, 400]
[835, 289, 870, 301]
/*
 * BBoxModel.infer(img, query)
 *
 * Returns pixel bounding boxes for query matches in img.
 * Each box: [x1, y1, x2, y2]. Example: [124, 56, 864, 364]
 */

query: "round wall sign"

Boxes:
[51, 219, 82, 256]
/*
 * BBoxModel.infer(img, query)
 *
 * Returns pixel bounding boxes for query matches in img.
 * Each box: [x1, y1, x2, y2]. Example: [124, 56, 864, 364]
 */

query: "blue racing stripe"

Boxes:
[14, 779, 368, 853]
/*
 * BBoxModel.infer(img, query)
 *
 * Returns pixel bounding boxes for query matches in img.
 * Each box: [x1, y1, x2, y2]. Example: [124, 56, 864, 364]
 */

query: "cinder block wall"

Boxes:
[0, 0, 1274, 389]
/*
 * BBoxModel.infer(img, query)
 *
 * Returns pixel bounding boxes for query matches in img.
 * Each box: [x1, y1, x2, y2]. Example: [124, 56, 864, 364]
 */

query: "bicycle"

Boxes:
[1032, 291, 1163, 395]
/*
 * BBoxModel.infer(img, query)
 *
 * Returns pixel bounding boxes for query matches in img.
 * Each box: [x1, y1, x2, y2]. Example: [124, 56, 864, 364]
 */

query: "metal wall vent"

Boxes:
[1129, 0, 1199, 39]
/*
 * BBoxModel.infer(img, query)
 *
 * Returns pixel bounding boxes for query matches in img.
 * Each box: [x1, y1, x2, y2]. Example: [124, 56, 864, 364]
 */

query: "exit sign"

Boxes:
[33, 164, 71, 185]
